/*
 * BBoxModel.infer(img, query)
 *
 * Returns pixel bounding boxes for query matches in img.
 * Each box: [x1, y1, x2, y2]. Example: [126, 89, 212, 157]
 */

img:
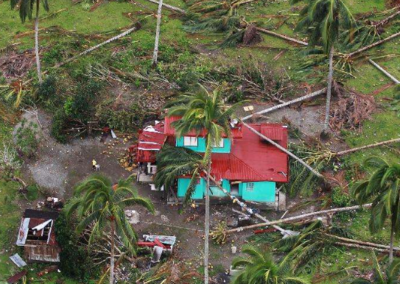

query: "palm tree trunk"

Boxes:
[335, 138, 400, 156]
[110, 219, 115, 284]
[144, 0, 186, 15]
[369, 59, 400, 84]
[390, 221, 395, 265]
[35, 0, 42, 84]
[323, 46, 334, 133]
[204, 158, 211, 284]
[255, 27, 308, 46]
[226, 203, 372, 234]
[241, 88, 326, 121]
[152, 0, 163, 67]
[347, 31, 400, 58]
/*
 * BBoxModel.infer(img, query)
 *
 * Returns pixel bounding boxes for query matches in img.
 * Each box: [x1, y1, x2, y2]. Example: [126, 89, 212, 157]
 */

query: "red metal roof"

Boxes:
[210, 124, 288, 183]
[136, 122, 167, 163]
[164, 116, 243, 138]
[261, 125, 284, 141]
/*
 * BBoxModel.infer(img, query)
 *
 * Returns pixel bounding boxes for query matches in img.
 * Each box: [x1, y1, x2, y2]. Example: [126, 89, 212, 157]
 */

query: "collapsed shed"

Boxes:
[16, 209, 60, 263]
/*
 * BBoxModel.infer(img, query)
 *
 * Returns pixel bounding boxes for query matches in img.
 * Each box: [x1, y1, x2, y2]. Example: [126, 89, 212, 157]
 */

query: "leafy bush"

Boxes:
[37, 75, 59, 109]
[331, 187, 351, 207]
[15, 119, 40, 157]
[26, 184, 39, 201]
[51, 109, 69, 143]
[55, 211, 99, 282]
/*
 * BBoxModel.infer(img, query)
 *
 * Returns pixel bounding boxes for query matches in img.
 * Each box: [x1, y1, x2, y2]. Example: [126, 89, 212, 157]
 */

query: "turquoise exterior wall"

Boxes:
[241, 181, 276, 203]
[177, 178, 205, 200]
[176, 137, 231, 153]
[177, 179, 276, 203]
[209, 179, 231, 197]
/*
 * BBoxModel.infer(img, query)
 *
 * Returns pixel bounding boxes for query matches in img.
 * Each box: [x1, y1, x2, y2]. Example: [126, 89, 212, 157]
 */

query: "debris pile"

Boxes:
[330, 86, 376, 132]
[0, 50, 36, 81]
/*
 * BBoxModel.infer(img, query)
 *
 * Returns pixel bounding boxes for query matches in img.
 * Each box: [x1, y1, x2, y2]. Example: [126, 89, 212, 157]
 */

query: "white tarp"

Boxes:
[32, 219, 52, 233]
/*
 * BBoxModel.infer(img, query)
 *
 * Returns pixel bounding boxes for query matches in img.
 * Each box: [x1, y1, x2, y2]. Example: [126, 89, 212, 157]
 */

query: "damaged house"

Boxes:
[133, 116, 289, 207]
[16, 209, 60, 263]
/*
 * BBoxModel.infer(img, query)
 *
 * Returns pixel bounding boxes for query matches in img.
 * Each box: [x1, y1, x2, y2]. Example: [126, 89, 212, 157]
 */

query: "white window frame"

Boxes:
[183, 136, 198, 147]
[212, 139, 224, 148]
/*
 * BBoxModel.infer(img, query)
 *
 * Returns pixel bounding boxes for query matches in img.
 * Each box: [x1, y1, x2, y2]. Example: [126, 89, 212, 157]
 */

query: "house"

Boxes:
[16, 209, 60, 263]
[134, 116, 289, 206]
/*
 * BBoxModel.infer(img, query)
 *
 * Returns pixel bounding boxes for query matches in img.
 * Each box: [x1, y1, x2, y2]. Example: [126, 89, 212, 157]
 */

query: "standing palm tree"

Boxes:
[352, 157, 400, 265]
[11, 0, 49, 83]
[231, 245, 310, 284]
[167, 85, 242, 284]
[65, 174, 154, 284]
[292, 0, 355, 135]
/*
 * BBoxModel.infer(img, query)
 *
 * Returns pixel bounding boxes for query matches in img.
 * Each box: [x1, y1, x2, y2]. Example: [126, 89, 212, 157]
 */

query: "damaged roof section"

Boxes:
[16, 209, 60, 263]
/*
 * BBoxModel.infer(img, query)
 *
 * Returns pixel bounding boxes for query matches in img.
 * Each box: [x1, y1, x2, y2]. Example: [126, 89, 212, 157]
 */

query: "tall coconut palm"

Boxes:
[351, 252, 400, 284]
[65, 174, 154, 284]
[231, 245, 310, 284]
[352, 157, 400, 265]
[292, 0, 355, 135]
[11, 0, 49, 83]
[166, 85, 242, 284]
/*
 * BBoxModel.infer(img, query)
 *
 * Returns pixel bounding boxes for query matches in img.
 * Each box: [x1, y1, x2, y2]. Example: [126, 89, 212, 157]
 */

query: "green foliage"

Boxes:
[51, 109, 68, 143]
[231, 245, 310, 284]
[331, 187, 351, 207]
[37, 75, 59, 109]
[11, 0, 50, 23]
[292, 0, 356, 53]
[26, 184, 39, 201]
[15, 118, 40, 157]
[55, 211, 98, 281]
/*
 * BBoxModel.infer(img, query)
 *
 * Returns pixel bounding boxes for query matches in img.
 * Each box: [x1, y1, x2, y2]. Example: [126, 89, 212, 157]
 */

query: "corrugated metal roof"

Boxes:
[261, 125, 284, 141]
[164, 116, 243, 138]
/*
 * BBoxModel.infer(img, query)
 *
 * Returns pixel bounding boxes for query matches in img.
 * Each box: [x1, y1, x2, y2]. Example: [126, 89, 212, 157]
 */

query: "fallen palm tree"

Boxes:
[56, 22, 141, 68]
[226, 203, 372, 234]
[335, 137, 400, 156]
[369, 59, 400, 84]
[346, 31, 400, 58]
[325, 233, 400, 251]
[152, 0, 164, 66]
[256, 27, 308, 46]
[241, 88, 327, 121]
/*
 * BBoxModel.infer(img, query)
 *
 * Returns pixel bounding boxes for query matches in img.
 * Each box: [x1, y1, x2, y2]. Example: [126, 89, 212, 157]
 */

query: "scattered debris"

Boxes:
[6, 270, 27, 284]
[9, 253, 27, 268]
[0, 50, 36, 82]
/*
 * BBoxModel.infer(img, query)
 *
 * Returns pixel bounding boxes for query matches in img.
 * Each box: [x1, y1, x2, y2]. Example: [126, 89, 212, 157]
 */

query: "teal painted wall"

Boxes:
[176, 137, 231, 153]
[209, 179, 231, 197]
[241, 181, 276, 202]
[177, 178, 205, 200]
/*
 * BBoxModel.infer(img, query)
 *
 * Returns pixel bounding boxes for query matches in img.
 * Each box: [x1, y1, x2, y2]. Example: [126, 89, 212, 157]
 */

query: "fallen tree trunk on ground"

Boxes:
[56, 23, 141, 68]
[143, 0, 186, 14]
[256, 27, 308, 46]
[335, 242, 395, 254]
[369, 59, 400, 84]
[347, 31, 400, 58]
[226, 203, 372, 234]
[152, 0, 163, 66]
[374, 8, 400, 27]
[325, 233, 400, 251]
[242, 122, 323, 178]
[241, 88, 326, 121]
[335, 138, 400, 156]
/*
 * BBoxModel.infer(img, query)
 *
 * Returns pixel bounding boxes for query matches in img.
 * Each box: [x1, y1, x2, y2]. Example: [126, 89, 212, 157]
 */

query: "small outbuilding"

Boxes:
[16, 209, 60, 263]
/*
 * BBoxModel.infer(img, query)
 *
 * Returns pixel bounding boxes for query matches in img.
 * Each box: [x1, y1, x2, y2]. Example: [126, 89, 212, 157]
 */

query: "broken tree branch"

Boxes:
[142, 0, 186, 14]
[369, 59, 400, 84]
[335, 138, 400, 156]
[226, 203, 372, 234]
[335, 242, 394, 254]
[256, 27, 308, 46]
[242, 122, 323, 178]
[241, 88, 326, 121]
[56, 23, 141, 68]
[347, 31, 400, 58]
[374, 8, 400, 27]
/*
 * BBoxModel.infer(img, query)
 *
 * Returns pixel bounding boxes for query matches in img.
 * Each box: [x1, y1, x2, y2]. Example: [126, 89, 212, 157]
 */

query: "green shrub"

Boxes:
[51, 109, 68, 143]
[37, 75, 59, 109]
[26, 184, 39, 201]
[331, 187, 351, 207]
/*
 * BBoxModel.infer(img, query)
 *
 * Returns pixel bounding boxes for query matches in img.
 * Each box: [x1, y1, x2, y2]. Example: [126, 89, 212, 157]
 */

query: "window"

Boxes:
[183, 136, 198, 146]
[247, 182, 254, 191]
[212, 139, 224, 148]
